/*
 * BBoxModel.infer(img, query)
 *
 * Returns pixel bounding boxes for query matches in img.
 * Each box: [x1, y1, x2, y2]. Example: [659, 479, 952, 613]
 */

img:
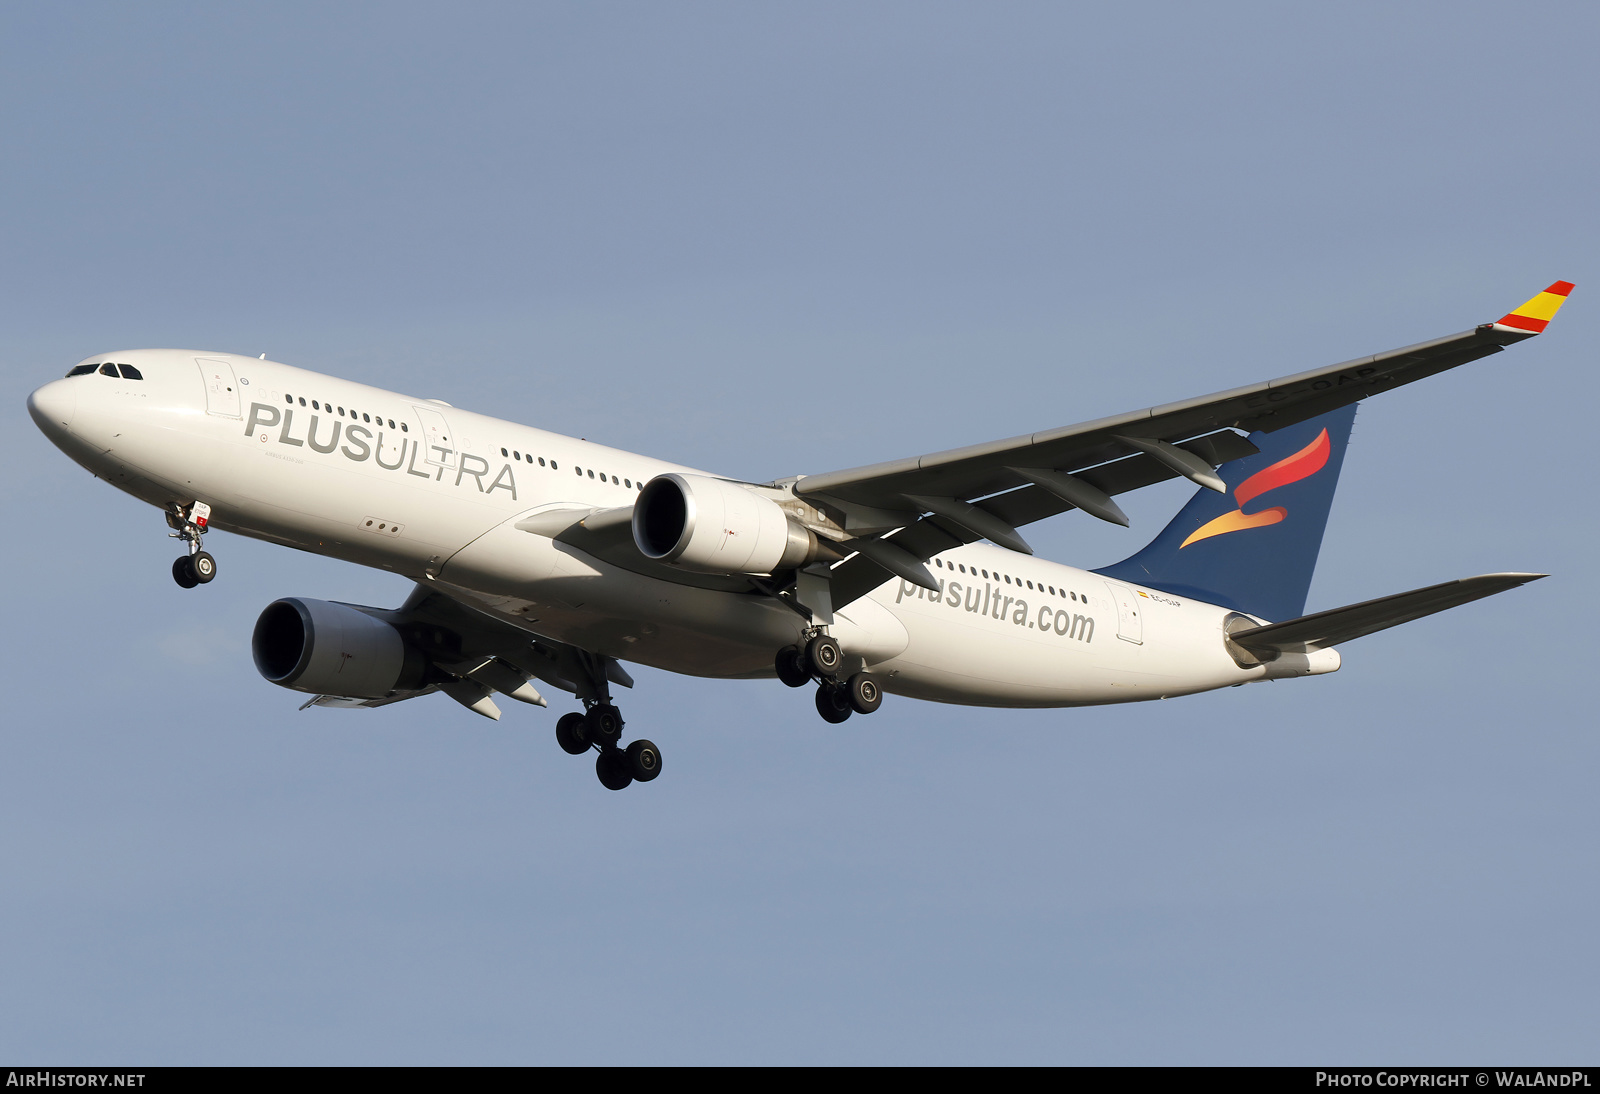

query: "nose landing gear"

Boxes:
[171, 551, 217, 588]
[168, 502, 217, 589]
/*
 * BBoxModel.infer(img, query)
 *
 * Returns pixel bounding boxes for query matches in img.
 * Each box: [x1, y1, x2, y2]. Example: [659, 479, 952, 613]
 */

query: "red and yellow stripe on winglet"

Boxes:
[1493, 281, 1575, 334]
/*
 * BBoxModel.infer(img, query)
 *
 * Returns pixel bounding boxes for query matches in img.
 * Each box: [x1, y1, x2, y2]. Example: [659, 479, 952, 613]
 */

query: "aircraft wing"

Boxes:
[803, 282, 1573, 608]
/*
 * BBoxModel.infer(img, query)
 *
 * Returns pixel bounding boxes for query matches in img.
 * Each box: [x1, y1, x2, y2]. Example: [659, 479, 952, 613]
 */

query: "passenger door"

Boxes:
[196, 357, 241, 418]
[413, 405, 456, 471]
[1103, 580, 1144, 645]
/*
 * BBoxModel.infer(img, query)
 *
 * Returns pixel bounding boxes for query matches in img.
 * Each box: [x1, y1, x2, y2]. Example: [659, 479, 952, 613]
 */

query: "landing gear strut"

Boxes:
[777, 631, 887, 724]
[550, 654, 661, 790]
[168, 502, 217, 589]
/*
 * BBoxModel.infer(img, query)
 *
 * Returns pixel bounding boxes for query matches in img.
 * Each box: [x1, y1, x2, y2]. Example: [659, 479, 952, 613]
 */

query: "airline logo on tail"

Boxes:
[1179, 429, 1331, 549]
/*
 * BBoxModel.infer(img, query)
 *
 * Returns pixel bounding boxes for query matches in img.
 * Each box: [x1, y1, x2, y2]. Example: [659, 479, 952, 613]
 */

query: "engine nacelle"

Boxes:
[252, 597, 422, 698]
[634, 473, 822, 575]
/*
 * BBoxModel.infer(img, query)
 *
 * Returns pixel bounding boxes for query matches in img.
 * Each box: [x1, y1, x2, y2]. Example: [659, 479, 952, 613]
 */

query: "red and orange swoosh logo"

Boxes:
[1179, 428, 1330, 548]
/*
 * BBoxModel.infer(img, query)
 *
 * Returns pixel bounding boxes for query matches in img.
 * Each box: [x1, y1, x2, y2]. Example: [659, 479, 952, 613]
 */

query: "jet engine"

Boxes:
[252, 597, 426, 698]
[633, 473, 828, 575]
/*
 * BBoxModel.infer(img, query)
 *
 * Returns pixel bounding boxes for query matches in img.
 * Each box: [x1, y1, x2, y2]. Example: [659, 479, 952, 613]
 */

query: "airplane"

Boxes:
[25, 282, 1572, 791]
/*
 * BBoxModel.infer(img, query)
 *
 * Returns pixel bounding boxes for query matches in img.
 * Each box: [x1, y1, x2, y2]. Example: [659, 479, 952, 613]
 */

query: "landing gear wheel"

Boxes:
[846, 672, 882, 714]
[775, 645, 811, 688]
[555, 712, 591, 755]
[804, 634, 844, 679]
[596, 749, 633, 791]
[626, 739, 662, 782]
[815, 683, 853, 724]
[586, 703, 624, 747]
[191, 551, 217, 584]
[172, 556, 199, 589]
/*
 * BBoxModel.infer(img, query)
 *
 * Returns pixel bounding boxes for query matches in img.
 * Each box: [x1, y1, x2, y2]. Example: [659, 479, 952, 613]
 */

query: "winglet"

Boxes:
[1492, 281, 1574, 335]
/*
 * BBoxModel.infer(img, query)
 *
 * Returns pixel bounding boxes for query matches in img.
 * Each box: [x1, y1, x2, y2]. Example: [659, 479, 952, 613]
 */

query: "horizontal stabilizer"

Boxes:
[1229, 572, 1546, 656]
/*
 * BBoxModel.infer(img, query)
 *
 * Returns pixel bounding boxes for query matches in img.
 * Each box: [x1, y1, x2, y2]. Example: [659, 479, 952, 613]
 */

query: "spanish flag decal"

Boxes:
[1492, 281, 1574, 335]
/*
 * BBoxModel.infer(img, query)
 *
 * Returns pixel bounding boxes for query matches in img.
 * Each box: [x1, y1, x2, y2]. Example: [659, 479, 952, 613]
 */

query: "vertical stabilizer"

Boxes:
[1094, 404, 1358, 621]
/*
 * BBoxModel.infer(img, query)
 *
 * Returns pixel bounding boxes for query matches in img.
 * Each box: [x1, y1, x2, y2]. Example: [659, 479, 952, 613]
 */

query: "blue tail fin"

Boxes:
[1094, 404, 1358, 621]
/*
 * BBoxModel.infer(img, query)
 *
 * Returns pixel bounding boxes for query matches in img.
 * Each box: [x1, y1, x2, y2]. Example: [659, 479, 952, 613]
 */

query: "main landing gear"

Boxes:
[544, 643, 660, 791]
[168, 501, 217, 589]
[776, 632, 884, 724]
[553, 698, 661, 792]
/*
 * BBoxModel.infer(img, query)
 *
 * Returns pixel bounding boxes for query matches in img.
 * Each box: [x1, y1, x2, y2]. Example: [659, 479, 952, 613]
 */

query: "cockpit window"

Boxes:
[98, 363, 118, 377]
[66, 364, 97, 377]
[117, 364, 143, 380]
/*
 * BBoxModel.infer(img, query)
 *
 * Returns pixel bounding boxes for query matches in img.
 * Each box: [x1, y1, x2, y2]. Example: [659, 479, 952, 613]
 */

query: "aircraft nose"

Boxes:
[27, 378, 76, 436]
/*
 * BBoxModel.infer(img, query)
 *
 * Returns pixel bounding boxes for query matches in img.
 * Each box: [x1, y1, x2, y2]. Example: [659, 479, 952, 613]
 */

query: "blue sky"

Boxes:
[2, 1, 1595, 1063]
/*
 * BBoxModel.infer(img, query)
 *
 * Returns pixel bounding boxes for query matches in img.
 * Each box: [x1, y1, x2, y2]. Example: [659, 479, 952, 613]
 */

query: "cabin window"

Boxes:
[284, 394, 293, 404]
[400, 422, 408, 432]
[299, 397, 307, 406]
[550, 460, 557, 469]
[501, 448, 508, 457]
[338, 406, 345, 415]
[538, 457, 546, 466]
[587, 470, 595, 479]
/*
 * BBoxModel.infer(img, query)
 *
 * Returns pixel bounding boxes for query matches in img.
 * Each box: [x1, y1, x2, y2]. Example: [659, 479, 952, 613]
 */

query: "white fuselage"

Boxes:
[28, 350, 1338, 708]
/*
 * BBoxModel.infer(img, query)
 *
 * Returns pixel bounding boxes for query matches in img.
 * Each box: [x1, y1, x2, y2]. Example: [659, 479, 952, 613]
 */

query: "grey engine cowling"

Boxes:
[633, 473, 828, 575]
[252, 597, 426, 698]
